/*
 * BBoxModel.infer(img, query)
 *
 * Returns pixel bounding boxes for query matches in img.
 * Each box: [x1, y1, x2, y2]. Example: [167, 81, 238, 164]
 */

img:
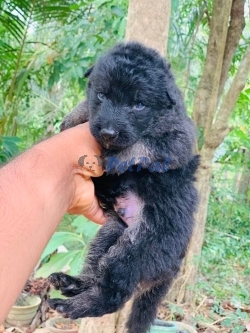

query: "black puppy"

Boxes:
[48, 42, 199, 333]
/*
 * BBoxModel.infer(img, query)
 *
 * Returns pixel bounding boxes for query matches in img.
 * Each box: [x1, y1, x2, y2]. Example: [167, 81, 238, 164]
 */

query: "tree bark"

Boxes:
[125, 0, 171, 56]
[209, 45, 250, 145]
[218, 0, 245, 98]
[78, 300, 133, 333]
[192, 0, 233, 129]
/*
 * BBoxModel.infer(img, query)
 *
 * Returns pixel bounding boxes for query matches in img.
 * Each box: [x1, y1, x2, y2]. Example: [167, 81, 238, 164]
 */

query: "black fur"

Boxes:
[48, 42, 199, 333]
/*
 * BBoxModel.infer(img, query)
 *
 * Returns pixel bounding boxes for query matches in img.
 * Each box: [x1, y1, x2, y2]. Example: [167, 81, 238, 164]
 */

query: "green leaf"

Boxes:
[171, 0, 180, 12]
[118, 16, 126, 38]
[69, 4, 79, 10]
[35, 252, 75, 278]
[69, 250, 84, 275]
[76, 66, 84, 78]
[96, 0, 112, 9]
[72, 216, 99, 241]
[232, 326, 245, 333]
[3, 136, 21, 143]
[49, 289, 66, 299]
[222, 318, 233, 327]
[111, 6, 125, 17]
[2, 136, 21, 156]
[236, 308, 248, 320]
[41, 232, 85, 260]
[79, 59, 91, 68]
[15, 68, 31, 97]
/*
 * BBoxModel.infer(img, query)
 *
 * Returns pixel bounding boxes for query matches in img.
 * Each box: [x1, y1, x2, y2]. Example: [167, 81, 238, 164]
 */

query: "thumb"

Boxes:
[83, 196, 106, 225]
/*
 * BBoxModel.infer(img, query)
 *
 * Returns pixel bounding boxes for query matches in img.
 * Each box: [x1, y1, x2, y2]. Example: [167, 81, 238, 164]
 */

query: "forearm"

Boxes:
[0, 125, 101, 323]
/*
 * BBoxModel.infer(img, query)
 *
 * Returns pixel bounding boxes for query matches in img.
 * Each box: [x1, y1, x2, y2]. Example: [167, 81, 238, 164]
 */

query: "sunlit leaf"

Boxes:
[69, 250, 84, 275]
[72, 216, 99, 241]
[41, 232, 85, 260]
[35, 252, 75, 278]
[111, 6, 125, 17]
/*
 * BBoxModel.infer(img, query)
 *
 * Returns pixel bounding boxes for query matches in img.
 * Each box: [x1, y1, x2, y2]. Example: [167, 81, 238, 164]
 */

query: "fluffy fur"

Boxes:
[48, 42, 199, 333]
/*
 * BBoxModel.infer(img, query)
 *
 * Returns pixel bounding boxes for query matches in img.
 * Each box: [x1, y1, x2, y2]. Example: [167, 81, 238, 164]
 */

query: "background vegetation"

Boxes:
[1, 0, 249, 331]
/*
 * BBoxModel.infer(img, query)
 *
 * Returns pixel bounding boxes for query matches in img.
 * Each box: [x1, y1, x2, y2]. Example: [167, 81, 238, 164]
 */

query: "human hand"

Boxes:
[60, 123, 106, 224]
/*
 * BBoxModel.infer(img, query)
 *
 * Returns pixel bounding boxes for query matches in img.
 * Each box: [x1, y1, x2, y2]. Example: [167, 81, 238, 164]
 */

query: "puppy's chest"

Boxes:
[93, 172, 143, 226]
[93, 169, 153, 205]
[93, 170, 169, 226]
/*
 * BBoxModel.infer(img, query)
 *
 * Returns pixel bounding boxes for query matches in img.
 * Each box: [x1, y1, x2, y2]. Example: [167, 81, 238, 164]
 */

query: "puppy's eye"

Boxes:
[133, 102, 145, 111]
[97, 92, 105, 101]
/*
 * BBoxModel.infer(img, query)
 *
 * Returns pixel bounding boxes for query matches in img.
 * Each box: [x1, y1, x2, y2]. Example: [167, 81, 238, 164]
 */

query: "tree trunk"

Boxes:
[78, 300, 133, 333]
[192, 0, 233, 129]
[79, 1, 171, 332]
[168, 0, 233, 304]
[125, 0, 171, 56]
[168, 0, 250, 304]
[167, 146, 215, 303]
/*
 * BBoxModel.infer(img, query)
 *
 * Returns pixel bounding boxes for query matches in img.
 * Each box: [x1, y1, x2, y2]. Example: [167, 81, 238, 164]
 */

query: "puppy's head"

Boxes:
[85, 42, 183, 151]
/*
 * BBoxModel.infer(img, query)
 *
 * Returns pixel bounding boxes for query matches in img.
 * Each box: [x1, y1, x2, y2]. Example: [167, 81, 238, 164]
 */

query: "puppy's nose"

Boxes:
[100, 128, 118, 141]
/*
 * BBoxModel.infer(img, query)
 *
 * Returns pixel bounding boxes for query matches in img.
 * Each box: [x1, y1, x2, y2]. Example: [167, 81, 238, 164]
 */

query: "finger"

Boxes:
[77, 153, 104, 177]
[75, 166, 104, 179]
[88, 165, 104, 177]
[82, 197, 106, 225]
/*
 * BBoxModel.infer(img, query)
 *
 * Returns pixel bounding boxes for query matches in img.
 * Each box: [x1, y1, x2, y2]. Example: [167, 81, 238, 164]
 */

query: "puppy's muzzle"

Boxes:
[100, 128, 119, 141]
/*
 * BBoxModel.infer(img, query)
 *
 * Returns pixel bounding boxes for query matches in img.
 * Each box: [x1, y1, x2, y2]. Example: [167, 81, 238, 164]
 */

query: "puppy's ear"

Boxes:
[84, 66, 94, 78]
[165, 64, 177, 106]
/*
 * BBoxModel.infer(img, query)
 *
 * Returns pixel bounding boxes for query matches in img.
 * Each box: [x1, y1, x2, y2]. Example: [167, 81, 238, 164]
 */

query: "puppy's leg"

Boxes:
[126, 279, 172, 333]
[48, 207, 147, 319]
[60, 100, 89, 131]
[49, 217, 125, 298]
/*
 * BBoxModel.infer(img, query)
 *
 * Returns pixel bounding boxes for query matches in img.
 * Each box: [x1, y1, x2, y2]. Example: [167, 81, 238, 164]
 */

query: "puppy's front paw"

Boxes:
[60, 114, 78, 132]
[60, 101, 89, 132]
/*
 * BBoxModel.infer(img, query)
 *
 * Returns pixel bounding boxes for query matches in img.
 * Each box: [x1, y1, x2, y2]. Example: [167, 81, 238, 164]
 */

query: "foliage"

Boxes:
[35, 215, 99, 278]
[197, 164, 250, 304]
[0, 135, 21, 162]
[0, 0, 127, 140]
[168, 0, 211, 112]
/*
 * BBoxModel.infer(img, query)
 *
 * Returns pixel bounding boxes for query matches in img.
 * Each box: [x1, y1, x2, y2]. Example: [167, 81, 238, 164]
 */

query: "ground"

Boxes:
[2, 278, 250, 333]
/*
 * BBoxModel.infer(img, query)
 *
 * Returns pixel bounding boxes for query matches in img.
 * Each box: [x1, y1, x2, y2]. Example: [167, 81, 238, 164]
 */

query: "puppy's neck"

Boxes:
[103, 141, 154, 167]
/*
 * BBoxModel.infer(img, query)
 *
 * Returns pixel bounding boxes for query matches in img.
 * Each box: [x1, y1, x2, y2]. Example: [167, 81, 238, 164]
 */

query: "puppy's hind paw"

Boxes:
[48, 293, 107, 319]
[48, 298, 75, 318]
[48, 273, 83, 297]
